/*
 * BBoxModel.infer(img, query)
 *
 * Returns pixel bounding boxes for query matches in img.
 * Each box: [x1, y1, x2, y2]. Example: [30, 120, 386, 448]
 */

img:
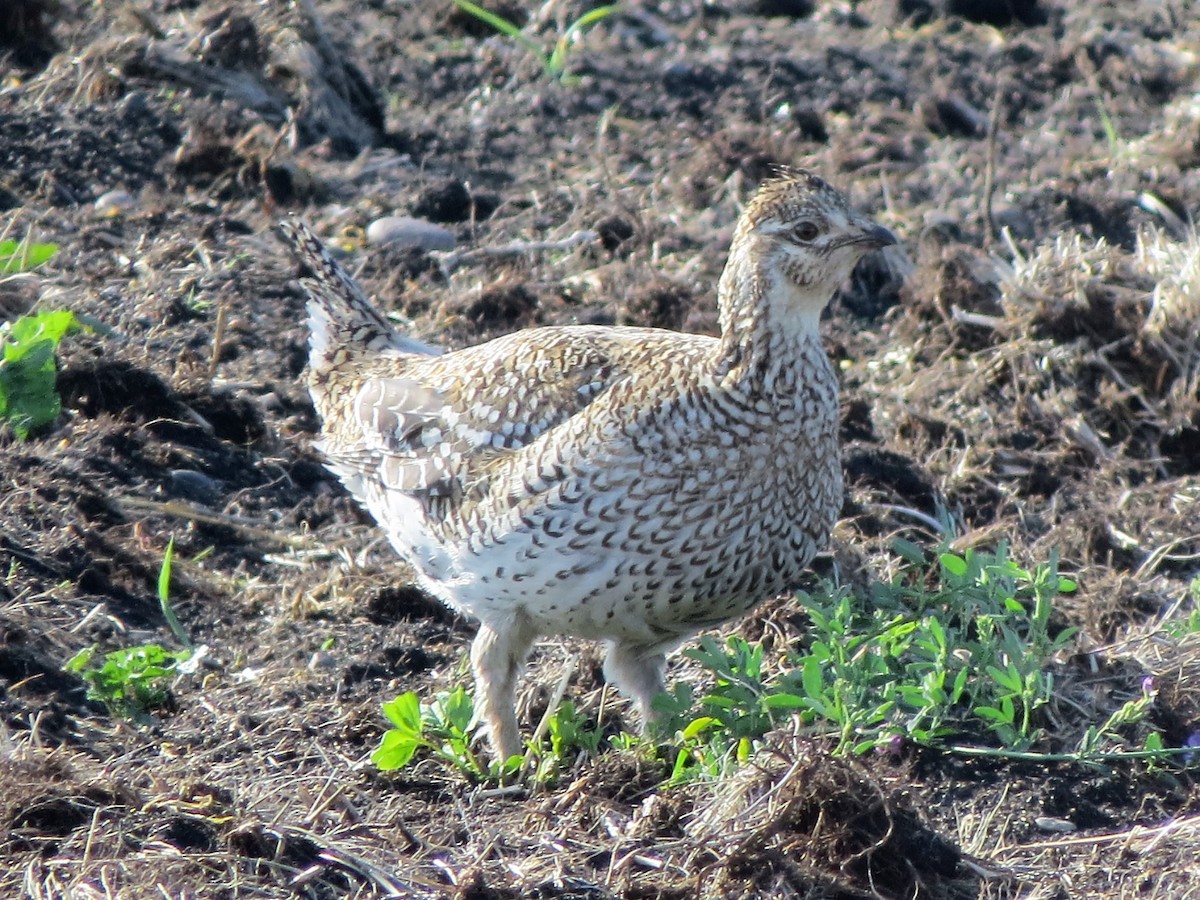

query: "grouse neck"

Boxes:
[712, 245, 831, 393]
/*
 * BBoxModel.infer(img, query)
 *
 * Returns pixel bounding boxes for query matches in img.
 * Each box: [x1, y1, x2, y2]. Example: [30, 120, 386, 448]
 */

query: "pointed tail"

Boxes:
[278, 220, 438, 371]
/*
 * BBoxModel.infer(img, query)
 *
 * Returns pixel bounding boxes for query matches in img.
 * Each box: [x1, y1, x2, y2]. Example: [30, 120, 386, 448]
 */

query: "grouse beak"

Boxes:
[854, 222, 898, 250]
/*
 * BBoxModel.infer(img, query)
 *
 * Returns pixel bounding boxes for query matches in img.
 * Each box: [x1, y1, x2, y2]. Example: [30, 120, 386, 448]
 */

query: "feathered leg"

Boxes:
[470, 615, 538, 762]
[603, 640, 668, 736]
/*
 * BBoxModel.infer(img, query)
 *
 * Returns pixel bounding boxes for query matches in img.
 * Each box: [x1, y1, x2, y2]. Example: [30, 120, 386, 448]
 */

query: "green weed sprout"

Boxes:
[373, 686, 604, 782]
[452, 1, 619, 85]
[65, 643, 188, 718]
[374, 687, 508, 780]
[64, 538, 195, 718]
[158, 537, 193, 649]
[0, 309, 82, 439]
[0, 235, 58, 274]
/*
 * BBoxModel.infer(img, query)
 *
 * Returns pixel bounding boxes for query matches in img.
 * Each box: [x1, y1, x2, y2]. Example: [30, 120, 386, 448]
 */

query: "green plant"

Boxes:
[65, 643, 189, 717]
[452, 0, 619, 85]
[1076, 680, 1157, 759]
[64, 538, 194, 718]
[530, 699, 604, 781]
[661, 542, 1092, 781]
[1162, 577, 1200, 637]
[158, 537, 193, 649]
[0, 309, 84, 439]
[373, 686, 605, 782]
[1091, 94, 1122, 158]
[374, 687, 509, 780]
[0, 236, 57, 274]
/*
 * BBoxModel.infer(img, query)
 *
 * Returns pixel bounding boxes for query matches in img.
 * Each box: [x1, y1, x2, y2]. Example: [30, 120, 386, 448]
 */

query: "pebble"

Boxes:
[992, 205, 1036, 241]
[232, 666, 264, 683]
[1034, 816, 1077, 833]
[366, 216, 456, 251]
[168, 469, 221, 506]
[308, 651, 338, 671]
[94, 189, 137, 218]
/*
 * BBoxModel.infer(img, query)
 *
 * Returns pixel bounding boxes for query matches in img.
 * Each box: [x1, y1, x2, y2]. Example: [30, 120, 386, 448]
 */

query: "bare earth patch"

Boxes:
[2, 1, 1199, 897]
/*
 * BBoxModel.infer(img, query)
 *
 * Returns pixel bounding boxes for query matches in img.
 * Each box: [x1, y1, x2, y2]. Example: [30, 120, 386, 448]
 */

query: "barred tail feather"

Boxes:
[278, 220, 439, 367]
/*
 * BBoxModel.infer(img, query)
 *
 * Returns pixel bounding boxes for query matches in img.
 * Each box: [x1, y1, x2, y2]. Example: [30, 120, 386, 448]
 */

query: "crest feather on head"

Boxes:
[741, 167, 850, 230]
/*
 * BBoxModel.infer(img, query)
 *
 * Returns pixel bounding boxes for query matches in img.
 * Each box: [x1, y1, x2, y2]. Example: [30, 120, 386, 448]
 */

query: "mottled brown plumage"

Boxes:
[281, 169, 895, 760]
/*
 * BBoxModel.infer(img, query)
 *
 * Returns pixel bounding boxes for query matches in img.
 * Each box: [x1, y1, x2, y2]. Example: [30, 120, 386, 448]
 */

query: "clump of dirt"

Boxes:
[619, 277, 694, 330]
[688, 733, 964, 898]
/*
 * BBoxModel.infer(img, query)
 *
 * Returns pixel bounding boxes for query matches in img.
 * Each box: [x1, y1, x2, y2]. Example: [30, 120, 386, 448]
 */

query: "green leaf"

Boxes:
[760, 692, 807, 710]
[852, 738, 882, 755]
[801, 656, 825, 699]
[0, 310, 84, 439]
[550, 4, 620, 74]
[939, 553, 968, 577]
[566, 4, 620, 33]
[0, 239, 58, 273]
[7, 310, 78, 348]
[452, 0, 523, 38]
[975, 705, 1013, 725]
[681, 716, 720, 740]
[157, 537, 192, 648]
[372, 728, 421, 771]
[736, 735, 752, 763]
[890, 537, 926, 565]
[439, 686, 476, 734]
[950, 667, 969, 704]
[64, 645, 97, 673]
[381, 693, 423, 734]
[670, 747, 692, 782]
[451, 0, 549, 66]
[986, 664, 1023, 694]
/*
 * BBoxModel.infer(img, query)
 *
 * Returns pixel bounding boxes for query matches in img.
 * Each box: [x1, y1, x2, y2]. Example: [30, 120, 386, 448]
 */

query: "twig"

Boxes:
[982, 78, 1006, 246]
[208, 301, 227, 382]
[950, 305, 1007, 331]
[437, 229, 598, 275]
[1134, 533, 1200, 580]
[524, 654, 578, 768]
[118, 496, 314, 548]
[1015, 814, 1200, 853]
[864, 503, 947, 535]
[274, 823, 431, 896]
[1137, 192, 1189, 237]
[945, 743, 1200, 764]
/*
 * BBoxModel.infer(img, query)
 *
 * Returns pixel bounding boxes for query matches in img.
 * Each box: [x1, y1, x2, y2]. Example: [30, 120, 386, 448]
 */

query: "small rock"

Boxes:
[921, 94, 988, 138]
[94, 189, 137, 218]
[119, 91, 149, 120]
[308, 651, 337, 671]
[366, 216, 455, 251]
[1034, 816, 1077, 833]
[254, 391, 284, 413]
[168, 469, 221, 506]
[992, 205, 1036, 241]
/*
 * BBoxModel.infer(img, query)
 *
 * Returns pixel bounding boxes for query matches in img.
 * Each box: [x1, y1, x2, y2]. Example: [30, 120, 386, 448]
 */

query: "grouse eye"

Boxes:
[792, 221, 820, 243]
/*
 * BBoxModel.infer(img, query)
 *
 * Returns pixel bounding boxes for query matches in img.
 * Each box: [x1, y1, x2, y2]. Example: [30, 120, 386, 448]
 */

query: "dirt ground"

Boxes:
[2, 0, 1200, 897]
